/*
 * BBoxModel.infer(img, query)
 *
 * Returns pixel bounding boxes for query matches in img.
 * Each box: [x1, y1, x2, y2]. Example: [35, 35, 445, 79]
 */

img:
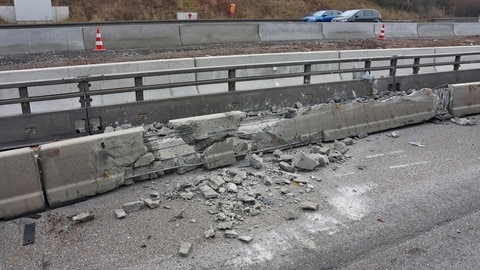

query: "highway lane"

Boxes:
[0, 117, 479, 269]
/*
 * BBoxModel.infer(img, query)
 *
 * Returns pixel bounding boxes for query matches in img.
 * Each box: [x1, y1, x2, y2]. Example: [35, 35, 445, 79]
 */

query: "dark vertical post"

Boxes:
[135, 77, 144, 101]
[228, 69, 236, 92]
[304, 64, 311, 84]
[413, 57, 420, 74]
[78, 79, 92, 134]
[454, 55, 461, 71]
[19, 87, 31, 114]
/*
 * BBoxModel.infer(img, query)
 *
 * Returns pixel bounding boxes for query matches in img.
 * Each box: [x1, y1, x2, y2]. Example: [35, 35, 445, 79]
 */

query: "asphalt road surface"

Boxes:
[1, 116, 479, 270]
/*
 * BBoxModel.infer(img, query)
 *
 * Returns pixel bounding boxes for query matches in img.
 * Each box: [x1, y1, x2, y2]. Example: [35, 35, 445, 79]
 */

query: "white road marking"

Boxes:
[389, 161, 431, 169]
[333, 172, 355, 177]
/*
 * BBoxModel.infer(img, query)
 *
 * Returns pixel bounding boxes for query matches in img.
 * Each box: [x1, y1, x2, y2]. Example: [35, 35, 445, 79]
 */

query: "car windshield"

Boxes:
[312, 11, 326, 16]
[339, 10, 358, 17]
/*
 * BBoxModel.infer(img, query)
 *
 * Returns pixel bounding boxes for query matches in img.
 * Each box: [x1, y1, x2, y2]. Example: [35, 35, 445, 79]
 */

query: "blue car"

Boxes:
[301, 10, 342, 22]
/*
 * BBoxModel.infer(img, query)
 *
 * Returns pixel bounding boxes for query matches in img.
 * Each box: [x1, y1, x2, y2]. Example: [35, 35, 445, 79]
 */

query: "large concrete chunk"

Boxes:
[169, 111, 245, 145]
[39, 127, 147, 208]
[449, 82, 480, 117]
[203, 141, 236, 170]
[0, 148, 45, 219]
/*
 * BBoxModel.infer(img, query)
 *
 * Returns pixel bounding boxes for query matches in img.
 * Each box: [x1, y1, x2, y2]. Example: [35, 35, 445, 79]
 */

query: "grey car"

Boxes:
[332, 9, 381, 22]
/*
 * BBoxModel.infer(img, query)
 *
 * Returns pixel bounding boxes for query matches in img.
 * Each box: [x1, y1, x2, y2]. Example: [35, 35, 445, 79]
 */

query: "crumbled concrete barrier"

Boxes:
[300, 201, 319, 211]
[204, 229, 216, 239]
[227, 137, 250, 159]
[217, 221, 234, 230]
[224, 230, 239, 239]
[72, 212, 95, 222]
[199, 185, 219, 199]
[293, 151, 319, 171]
[250, 154, 264, 169]
[39, 127, 147, 208]
[169, 111, 245, 147]
[178, 242, 192, 257]
[239, 235, 253, 243]
[176, 153, 203, 175]
[123, 201, 145, 213]
[142, 198, 160, 209]
[203, 141, 236, 170]
[134, 161, 164, 182]
[115, 209, 127, 219]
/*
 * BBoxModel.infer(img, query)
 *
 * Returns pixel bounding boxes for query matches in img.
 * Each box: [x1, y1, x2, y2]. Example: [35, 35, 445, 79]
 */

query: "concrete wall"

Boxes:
[449, 82, 480, 117]
[0, 21, 479, 55]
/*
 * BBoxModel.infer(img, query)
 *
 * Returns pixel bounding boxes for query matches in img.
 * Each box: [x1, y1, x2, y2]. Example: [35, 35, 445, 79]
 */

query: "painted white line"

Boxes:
[386, 150, 405, 155]
[389, 161, 431, 169]
[333, 172, 355, 177]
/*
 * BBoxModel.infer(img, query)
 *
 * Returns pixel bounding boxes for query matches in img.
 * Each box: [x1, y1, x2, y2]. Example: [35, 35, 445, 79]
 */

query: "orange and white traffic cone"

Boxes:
[378, 24, 385, 40]
[94, 27, 105, 51]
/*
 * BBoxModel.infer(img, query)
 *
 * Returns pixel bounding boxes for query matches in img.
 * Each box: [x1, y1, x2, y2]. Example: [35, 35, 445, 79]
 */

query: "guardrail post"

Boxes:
[78, 79, 92, 134]
[413, 57, 420, 74]
[389, 55, 399, 91]
[454, 55, 461, 71]
[134, 77, 144, 101]
[304, 64, 311, 84]
[19, 86, 31, 114]
[364, 60, 371, 71]
[228, 69, 236, 92]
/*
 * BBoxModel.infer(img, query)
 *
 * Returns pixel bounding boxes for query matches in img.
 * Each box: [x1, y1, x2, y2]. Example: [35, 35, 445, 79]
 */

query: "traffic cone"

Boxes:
[378, 24, 385, 40]
[94, 27, 105, 51]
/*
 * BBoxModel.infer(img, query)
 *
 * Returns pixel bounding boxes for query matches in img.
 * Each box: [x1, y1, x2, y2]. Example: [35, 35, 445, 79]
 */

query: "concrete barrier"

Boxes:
[0, 148, 45, 219]
[0, 27, 85, 55]
[38, 127, 147, 207]
[264, 88, 437, 144]
[83, 24, 182, 50]
[449, 82, 480, 117]
[322, 23, 375, 40]
[375, 23, 418, 38]
[453, 23, 480, 36]
[417, 23, 455, 38]
[180, 23, 260, 46]
[259, 22, 323, 42]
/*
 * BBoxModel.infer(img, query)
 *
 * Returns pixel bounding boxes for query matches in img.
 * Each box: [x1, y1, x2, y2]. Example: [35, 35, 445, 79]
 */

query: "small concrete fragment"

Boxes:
[72, 212, 95, 222]
[178, 242, 192, 257]
[333, 140, 348, 154]
[208, 175, 226, 190]
[123, 201, 145, 213]
[239, 235, 253, 243]
[142, 198, 160, 209]
[225, 182, 239, 193]
[115, 209, 127, 219]
[199, 185, 219, 199]
[273, 149, 283, 158]
[134, 152, 155, 168]
[300, 201, 319, 211]
[180, 192, 195, 200]
[285, 210, 299, 220]
[279, 161, 295, 173]
[250, 154, 264, 169]
[391, 131, 400, 138]
[204, 229, 216, 239]
[293, 151, 319, 171]
[224, 230, 239, 239]
[328, 150, 344, 163]
[342, 137, 354, 146]
[217, 221, 234, 230]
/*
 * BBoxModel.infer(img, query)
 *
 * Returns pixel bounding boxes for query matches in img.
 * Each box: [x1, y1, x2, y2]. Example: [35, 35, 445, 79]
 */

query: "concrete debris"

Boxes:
[204, 229, 216, 239]
[114, 209, 127, 219]
[275, 178, 291, 185]
[72, 212, 95, 222]
[279, 161, 295, 173]
[238, 235, 253, 243]
[250, 154, 264, 169]
[172, 208, 186, 220]
[451, 117, 474, 126]
[300, 201, 319, 211]
[217, 221, 234, 230]
[208, 175, 226, 190]
[391, 131, 400, 138]
[224, 230, 239, 239]
[225, 182, 239, 193]
[293, 151, 319, 171]
[180, 192, 195, 200]
[176, 153, 202, 175]
[199, 185, 219, 199]
[273, 149, 283, 158]
[142, 198, 160, 209]
[123, 201, 145, 213]
[227, 137, 250, 159]
[328, 150, 344, 163]
[342, 137, 354, 146]
[332, 140, 348, 154]
[284, 210, 299, 220]
[149, 191, 160, 200]
[134, 152, 155, 168]
[178, 242, 192, 257]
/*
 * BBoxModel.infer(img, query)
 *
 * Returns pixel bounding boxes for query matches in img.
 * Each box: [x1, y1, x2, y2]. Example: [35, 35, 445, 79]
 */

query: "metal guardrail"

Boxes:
[0, 50, 480, 148]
